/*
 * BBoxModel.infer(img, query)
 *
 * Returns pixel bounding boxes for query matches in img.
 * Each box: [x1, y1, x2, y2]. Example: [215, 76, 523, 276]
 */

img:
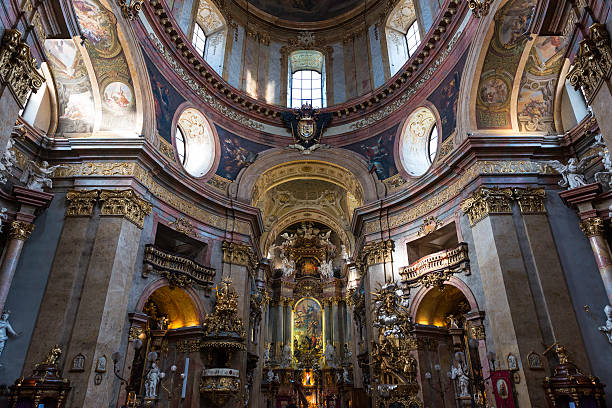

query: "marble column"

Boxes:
[461, 187, 547, 408]
[0, 221, 34, 312]
[331, 300, 339, 346]
[23, 190, 99, 372]
[514, 188, 590, 369]
[61, 189, 151, 408]
[580, 217, 612, 305]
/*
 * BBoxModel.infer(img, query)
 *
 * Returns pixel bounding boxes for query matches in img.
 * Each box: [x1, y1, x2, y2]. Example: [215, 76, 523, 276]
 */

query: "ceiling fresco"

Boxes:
[243, 0, 364, 22]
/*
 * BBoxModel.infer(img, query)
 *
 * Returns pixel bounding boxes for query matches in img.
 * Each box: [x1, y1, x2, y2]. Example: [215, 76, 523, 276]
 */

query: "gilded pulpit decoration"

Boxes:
[370, 282, 422, 407]
[579, 216, 605, 237]
[513, 188, 546, 214]
[66, 190, 99, 217]
[9, 221, 34, 241]
[143, 244, 215, 286]
[99, 189, 152, 228]
[281, 104, 332, 153]
[222, 241, 257, 269]
[568, 23, 612, 102]
[460, 187, 513, 227]
[0, 29, 45, 107]
[202, 278, 246, 349]
[417, 216, 442, 237]
[470, 325, 486, 341]
[360, 239, 395, 267]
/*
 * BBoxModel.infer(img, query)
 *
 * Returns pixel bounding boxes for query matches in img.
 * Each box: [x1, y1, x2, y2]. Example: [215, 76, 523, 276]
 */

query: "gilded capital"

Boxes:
[460, 187, 513, 227]
[359, 239, 394, 268]
[580, 217, 605, 237]
[99, 189, 152, 229]
[10, 221, 34, 240]
[513, 187, 546, 214]
[0, 29, 45, 107]
[128, 325, 144, 341]
[222, 241, 256, 268]
[66, 189, 99, 217]
[568, 23, 612, 102]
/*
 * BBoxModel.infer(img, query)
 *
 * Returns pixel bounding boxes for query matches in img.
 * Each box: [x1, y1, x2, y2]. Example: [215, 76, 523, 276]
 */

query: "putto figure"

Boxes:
[544, 155, 596, 189]
[20, 160, 67, 191]
[0, 311, 18, 362]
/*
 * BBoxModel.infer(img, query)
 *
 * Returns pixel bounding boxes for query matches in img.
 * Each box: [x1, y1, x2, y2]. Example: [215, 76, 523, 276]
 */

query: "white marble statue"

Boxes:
[264, 343, 271, 364]
[320, 259, 334, 279]
[0, 208, 7, 233]
[343, 367, 351, 383]
[450, 361, 470, 397]
[144, 362, 161, 399]
[598, 305, 612, 344]
[340, 245, 349, 261]
[0, 311, 18, 361]
[0, 137, 17, 184]
[20, 160, 67, 192]
[280, 256, 295, 277]
[280, 343, 292, 368]
[544, 156, 595, 189]
[266, 368, 275, 383]
[325, 341, 337, 368]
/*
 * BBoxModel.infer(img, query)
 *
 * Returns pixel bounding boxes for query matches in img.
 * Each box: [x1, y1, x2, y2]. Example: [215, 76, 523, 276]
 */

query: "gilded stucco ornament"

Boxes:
[568, 23, 612, 102]
[360, 239, 395, 267]
[468, 0, 492, 17]
[460, 187, 513, 227]
[116, 0, 144, 20]
[143, 245, 215, 286]
[0, 29, 45, 107]
[66, 190, 99, 217]
[222, 241, 257, 270]
[579, 217, 605, 237]
[400, 243, 469, 287]
[513, 187, 546, 214]
[417, 216, 442, 237]
[202, 278, 246, 348]
[99, 189, 152, 229]
[9, 221, 34, 241]
[168, 216, 197, 237]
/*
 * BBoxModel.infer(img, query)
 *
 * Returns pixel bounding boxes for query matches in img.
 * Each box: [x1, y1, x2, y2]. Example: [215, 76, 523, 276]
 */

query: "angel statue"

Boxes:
[320, 259, 334, 279]
[280, 256, 295, 278]
[20, 160, 67, 192]
[544, 155, 595, 189]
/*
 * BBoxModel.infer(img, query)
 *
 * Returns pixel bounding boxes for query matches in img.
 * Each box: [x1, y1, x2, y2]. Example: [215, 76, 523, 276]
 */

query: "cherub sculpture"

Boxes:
[544, 155, 596, 189]
[20, 160, 67, 191]
[598, 305, 612, 344]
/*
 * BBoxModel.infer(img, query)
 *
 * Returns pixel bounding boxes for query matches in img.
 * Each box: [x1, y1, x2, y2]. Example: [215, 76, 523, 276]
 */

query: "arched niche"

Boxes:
[137, 282, 204, 329]
[409, 277, 480, 326]
[235, 147, 382, 205]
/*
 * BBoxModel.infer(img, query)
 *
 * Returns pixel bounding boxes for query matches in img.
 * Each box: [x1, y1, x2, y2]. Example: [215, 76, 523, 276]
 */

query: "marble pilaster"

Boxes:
[0, 221, 33, 312]
[580, 217, 612, 305]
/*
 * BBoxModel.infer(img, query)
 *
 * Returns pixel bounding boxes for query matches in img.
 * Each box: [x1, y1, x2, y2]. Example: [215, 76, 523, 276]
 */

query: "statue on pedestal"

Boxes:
[450, 361, 470, 397]
[145, 362, 161, 399]
[320, 259, 333, 279]
[280, 343, 292, 368]
[0, 311, 18, 361]
[598, 305, 612, 344]
[325, 341, 337, 368]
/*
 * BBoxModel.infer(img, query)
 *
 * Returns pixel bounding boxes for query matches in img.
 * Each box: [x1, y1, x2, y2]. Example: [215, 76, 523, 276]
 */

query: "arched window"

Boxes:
[175, 126, 187, 165]
[190, 0, 227, 75]
[405, 20, 421, 57]
[192, 23, 207, 57]
[427, 124, 438, 163]
[288, 50, 326, 108]
[291, 70, 323, 109]
[386, 0, 422, 76]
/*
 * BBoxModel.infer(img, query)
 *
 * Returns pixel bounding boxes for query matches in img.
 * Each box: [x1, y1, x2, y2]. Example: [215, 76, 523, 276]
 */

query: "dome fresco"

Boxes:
[1, 0, 611, 406]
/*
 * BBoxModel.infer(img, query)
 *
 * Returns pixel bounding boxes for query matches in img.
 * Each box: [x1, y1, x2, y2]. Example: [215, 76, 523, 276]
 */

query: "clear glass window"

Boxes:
[405, 21, 421, 57]
[192, 23, 207, 57]
[175, 126, 187, 165]
[428, 125, 438, 163]
[291, 70, 323, 109]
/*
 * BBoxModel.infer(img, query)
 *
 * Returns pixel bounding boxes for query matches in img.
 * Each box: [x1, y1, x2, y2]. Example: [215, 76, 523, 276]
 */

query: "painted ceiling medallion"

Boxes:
[282, 104, 332, 154]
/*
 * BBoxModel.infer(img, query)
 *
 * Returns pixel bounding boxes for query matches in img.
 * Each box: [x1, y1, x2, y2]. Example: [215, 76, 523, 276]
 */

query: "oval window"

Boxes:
[175, 108, 216, 178]
[399, 107, 437, 177]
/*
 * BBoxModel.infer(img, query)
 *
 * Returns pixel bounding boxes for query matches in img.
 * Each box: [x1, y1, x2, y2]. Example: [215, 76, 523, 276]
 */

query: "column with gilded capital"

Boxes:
[61, 188, 151, 408]
[461, 187, 546, 408]
[0, 221, 34, 312]
[580, 217, 612, 304]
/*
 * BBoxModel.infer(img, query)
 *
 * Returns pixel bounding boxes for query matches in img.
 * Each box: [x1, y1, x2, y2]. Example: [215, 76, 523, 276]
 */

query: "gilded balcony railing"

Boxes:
[143, 244, 215, 287]
[399, 243, 469, 288]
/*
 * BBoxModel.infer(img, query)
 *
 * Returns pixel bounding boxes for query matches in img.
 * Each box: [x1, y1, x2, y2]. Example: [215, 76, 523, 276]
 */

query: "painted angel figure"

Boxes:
[20, 160, 67, 192]
[544, 155, 595, 189]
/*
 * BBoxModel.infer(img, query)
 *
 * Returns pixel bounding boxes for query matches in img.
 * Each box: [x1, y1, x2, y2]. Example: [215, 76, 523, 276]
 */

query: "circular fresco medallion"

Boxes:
[103, 82, 133, 111]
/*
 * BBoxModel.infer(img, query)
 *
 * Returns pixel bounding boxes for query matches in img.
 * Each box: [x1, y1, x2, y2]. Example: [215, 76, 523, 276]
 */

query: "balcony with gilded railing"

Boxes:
[143, 244, 216, 287]
[399, 243, 469, 287]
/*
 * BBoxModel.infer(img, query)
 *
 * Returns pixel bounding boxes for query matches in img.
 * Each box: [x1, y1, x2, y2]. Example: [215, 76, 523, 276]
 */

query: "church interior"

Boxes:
[0, 0, 611, 406]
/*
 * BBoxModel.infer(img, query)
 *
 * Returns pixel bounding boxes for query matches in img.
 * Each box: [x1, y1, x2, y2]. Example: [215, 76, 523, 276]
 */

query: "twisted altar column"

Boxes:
[0, 221, 34, 312]
[580, 217, 612, 305]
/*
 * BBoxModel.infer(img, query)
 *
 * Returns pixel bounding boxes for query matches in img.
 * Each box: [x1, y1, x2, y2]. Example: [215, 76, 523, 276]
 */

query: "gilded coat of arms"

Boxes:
[281, 103, 332, 153]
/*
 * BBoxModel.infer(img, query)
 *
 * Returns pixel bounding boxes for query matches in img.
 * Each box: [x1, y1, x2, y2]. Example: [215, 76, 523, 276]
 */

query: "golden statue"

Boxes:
[43, 344, 62, 365]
